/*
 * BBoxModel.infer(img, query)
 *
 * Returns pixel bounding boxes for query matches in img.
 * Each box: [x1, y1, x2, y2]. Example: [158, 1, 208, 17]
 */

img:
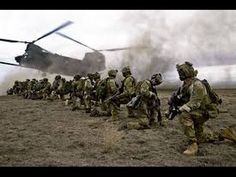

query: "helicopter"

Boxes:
[0, 21, 132, 76]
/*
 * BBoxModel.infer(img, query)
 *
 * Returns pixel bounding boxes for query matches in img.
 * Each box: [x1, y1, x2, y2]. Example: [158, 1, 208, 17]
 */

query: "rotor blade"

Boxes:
[56, 32, 98, 52]
[0, 61, 22, 67]
[0, 38, 29, 43]
[33, 21, 73, 43]
[98, 47, 136, 52]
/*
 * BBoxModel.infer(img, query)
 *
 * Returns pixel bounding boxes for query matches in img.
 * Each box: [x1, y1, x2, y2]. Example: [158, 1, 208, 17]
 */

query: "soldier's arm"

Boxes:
[109, 80, 118, 94]
[185, 80, 206, 111]
[84, 80, 93, 91]
[140, 80, 155, 98]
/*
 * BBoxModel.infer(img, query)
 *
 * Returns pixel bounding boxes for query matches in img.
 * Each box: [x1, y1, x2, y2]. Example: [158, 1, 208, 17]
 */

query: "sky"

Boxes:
[0, 10, 235, 94]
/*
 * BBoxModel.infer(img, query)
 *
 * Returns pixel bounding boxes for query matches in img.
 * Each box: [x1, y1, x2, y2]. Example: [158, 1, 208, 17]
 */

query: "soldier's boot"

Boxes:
[183, 142, 198, 156]
[65, 99, 70, 106]
[219, 127, 236, 143]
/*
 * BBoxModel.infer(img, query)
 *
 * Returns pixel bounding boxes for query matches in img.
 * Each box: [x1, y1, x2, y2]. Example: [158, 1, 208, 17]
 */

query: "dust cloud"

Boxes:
[112, 10, 236, 88]
[0, 67, 72, 95]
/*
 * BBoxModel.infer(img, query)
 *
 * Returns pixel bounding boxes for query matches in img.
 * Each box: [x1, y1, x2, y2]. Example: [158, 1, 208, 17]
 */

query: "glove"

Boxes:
[179, 104, 191, 112]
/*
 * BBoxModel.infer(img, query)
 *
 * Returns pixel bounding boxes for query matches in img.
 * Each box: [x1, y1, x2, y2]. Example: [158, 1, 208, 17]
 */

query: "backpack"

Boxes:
[135, 80, 145, 95]
[201, 79, 222, 105]
[120, 75, 136, 93]
[96, 77, 109, 100]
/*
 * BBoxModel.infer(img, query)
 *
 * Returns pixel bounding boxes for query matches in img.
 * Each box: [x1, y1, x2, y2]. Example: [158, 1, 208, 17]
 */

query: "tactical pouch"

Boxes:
[205, 104, 219, 119]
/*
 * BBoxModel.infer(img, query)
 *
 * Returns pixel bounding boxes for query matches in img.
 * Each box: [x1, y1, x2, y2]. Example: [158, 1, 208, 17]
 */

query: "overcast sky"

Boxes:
[0, 10, 235, 91]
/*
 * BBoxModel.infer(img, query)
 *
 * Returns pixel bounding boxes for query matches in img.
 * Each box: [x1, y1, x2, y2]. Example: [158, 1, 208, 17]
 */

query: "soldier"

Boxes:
[71, 75, 86, 110]
[30, 79, 45, 99]
[83, 73, 94, 113]
[6, 88, 13, 95]
[68, 74, 82, 106]
[91, 69, 119, 117]
[108, 66, 136, 120]
[50, 75, 62, 100]
[57, 78, 67, 100]
[12, 80, 20, 95]
[22, 79, 31, 99]
[26, 78, 38, 99]
[92, 72, 101, 106]
[133, 73, 164, 127]
[40, 78, 51, 99]
[173, 61, 236, 155]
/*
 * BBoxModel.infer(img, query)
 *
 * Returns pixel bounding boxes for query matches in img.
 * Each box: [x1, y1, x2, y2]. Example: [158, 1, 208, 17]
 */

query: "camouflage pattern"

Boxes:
[71, 77, 86, 110]
[83, 74, 94, 113]
[176, 62, 222, 144]
[110, 66, 136, 119]
[92, 69, 119, 117]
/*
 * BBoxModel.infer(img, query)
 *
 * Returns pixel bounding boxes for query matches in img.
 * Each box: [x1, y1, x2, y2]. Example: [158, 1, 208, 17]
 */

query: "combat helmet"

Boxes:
[93, 72, 101, 80]
[43, 78, 48, 82]
[74, 74, 81, 81]
[55, 75, 61, 80]
[108, 69, 118, 78]
[87, 73, 94, 80]
[151, 73, 163, 85]
[176, 61, 198, 81]
[122, 66, 131, 77]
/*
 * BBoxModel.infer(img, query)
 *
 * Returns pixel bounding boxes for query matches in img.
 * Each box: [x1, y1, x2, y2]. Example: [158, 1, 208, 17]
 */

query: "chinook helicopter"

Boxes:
[0, 21, 132, 76]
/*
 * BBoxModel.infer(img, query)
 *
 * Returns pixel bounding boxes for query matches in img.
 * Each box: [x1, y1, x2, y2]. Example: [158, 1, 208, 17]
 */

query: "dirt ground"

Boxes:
[0, 89, 235, 166]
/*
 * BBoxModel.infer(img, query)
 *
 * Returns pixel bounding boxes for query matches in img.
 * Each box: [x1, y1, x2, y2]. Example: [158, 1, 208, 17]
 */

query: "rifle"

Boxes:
[167, 105, 181, 120]
[104, 91, 120, 103]
[166, 89, 189, 120]
[127, 95, 141, 109]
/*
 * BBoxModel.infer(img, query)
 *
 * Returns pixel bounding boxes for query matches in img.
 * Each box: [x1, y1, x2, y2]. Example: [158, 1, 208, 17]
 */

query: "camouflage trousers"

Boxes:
[84, 94, 92, 112]
[178, 110, 220, 144]
[109, 94, 135, 118]
[136, 101, 160, 125]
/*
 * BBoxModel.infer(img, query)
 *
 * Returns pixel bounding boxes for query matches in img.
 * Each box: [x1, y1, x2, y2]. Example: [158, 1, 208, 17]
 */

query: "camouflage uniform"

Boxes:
[7, 88, 13, 95]
[27, 79, 38, 99]
[21, 79, 30, 98]
[83, 73, 94, 113]
[92, 72, 101, 106]
[91, 69, 119, 117]
[136, 73, 163, 126]
[69, 75, 82, 106]
[22, 79, 31, 98]
[71, 76, 86, 110]
[56, 78, 67, 100]
[110, 66, 136, 119]
[30, 79, 45, 99]
[12, 81, 20, 95]
[50, 75, 62, 100]
[175, 62, 236, 155]
[40, 78, 51, 99]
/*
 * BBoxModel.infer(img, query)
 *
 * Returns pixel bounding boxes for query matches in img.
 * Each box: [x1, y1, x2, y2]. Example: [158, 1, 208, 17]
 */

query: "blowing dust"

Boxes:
[111, 10, 236, 88]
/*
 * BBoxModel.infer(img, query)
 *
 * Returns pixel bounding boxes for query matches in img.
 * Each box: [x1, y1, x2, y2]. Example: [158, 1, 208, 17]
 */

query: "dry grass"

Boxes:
[102, 122, 124, 153]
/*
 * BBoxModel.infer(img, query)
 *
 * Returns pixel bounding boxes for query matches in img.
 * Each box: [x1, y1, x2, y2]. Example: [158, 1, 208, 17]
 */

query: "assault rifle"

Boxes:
[166, 89, 189, 120]
[127, 95, 142, 109]
[104, 91, 120, 103]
